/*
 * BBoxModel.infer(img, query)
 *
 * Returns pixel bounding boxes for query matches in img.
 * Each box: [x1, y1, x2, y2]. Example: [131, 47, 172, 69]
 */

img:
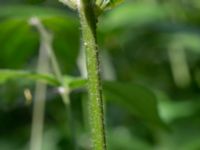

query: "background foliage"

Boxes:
[1, 0, 200, 149]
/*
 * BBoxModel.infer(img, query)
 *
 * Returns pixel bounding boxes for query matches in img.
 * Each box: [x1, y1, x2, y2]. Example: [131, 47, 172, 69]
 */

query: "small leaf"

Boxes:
[0, 69, 86, 90]
[103, 82, 167, 129]
[0, 70, 59, 86]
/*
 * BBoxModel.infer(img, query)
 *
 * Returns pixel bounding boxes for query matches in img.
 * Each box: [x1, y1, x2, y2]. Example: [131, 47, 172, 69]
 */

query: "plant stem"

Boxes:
[77, 0, 107, 149]
[30, 24, 49, 150]
[43, 26, 78, 150]
[29, 17, 77, 150]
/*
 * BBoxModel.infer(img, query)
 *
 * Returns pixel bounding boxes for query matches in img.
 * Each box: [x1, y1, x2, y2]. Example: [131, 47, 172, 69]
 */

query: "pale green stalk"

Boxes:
[77, 0, 107, 149]
[29, 21, 49, 150]
[29, 17, 77, 149]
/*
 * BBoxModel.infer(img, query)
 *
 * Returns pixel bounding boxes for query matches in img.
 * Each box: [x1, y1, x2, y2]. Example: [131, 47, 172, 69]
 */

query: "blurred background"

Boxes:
[1, 0, 200, 149]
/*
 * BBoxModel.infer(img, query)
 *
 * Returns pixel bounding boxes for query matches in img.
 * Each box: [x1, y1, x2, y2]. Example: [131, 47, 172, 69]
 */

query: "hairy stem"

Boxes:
[77, 0, 107, 149]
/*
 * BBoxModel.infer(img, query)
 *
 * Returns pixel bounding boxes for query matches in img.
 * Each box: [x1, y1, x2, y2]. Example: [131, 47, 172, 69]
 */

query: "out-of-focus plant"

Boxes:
[5, 0, 200, 149]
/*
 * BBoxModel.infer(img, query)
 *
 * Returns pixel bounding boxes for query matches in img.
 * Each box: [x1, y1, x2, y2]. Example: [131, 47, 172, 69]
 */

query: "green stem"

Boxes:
[77, 0, 107, 149]
[29, 17, 77, 150]
[30, 24, 49, 150]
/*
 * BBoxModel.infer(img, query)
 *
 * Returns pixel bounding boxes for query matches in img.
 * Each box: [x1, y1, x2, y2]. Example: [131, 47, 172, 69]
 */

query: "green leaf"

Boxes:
[0, 5, 67, 19]
[0, 19, 38, 68]
[63, 76, 87, 89]
[0, 5, 79, 70]
[101, 2, 166, 30]
[108, 127, 152, 150]
[0, 69, 59, 86]
[0, 69, 86, 90]
[0, 69, 167, 128]
[103, 82, 167, 129]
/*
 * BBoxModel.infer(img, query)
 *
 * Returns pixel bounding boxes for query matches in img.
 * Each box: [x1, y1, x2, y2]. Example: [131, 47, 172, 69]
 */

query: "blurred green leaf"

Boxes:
[103, 82, 167, 129]
[0, 69, 59, 85]
[0, 5, 79, 70]
[0, 5, 67, 19]
[0, 69, 167, 129]
[0, 19, 38, 68]
[27, 0, 46, 4]
[108, 127, 152, 150]
[101, 2, 167, 30]
[157, 92, 200, 123]
[63, 76, 87, 89]
[0, 69, 87, 90]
